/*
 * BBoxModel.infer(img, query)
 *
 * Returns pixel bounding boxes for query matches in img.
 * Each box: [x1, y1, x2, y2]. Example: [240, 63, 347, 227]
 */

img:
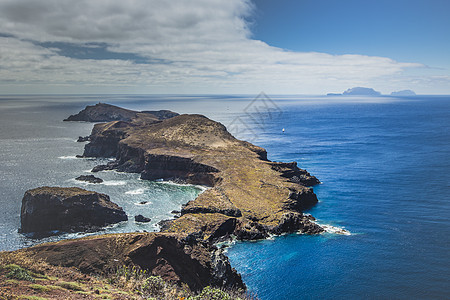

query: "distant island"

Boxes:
[328, 87, 381, 96]
[328, 87, 416, 97]
[391, 90, 416, 96]
[343, 87, 381, 96]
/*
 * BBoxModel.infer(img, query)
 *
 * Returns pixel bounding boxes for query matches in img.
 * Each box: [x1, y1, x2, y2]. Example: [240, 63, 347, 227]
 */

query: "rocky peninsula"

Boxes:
[78, 103, 323, 240]
[2, 103, 324, 298]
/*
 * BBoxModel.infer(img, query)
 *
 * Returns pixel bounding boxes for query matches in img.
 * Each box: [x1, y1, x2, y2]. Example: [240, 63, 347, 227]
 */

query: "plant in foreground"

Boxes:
[3, 264, 35, 282]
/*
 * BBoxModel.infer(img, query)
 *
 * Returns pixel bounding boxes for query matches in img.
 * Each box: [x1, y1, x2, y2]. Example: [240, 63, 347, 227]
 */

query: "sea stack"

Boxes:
[19, 186, 127, 235]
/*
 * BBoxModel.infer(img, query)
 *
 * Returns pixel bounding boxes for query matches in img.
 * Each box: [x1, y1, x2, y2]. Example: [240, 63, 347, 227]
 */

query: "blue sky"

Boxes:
[0, 0, 448, 95]
[252, 0, 450, 68]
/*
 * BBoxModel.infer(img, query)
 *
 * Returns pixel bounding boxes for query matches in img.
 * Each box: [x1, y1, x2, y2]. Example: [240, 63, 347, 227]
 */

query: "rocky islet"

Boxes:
[19, 186, 127, 236]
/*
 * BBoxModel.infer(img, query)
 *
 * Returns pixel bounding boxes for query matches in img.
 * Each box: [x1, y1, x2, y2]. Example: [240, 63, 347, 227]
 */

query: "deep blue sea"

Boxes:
[0, 94, 449, 299]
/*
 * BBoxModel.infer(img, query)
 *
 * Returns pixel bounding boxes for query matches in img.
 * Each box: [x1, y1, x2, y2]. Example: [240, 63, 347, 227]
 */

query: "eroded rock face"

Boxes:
[20, 187, 127, 236]
[83, 121, 130, 158]
[270, 212, 323, 235]
[285, 186, 319, 211]
[26, 233, 244, 291]
[269, 161, 320, 186]
[141, 154, 220, 186]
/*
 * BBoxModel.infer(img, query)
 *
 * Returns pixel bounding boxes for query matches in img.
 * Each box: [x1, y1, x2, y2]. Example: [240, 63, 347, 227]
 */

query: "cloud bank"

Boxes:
[0, 0, 445, 94]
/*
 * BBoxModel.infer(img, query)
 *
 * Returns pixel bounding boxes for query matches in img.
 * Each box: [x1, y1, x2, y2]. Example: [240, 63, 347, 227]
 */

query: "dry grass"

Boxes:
[0, 251, 257, 300]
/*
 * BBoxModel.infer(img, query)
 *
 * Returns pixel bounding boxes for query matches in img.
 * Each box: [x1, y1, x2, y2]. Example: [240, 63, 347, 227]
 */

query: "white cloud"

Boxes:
[0, 0, 446, 94]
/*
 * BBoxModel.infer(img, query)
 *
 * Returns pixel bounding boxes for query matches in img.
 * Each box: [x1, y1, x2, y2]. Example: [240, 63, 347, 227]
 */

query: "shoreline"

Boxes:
[2, 102, 326, 296]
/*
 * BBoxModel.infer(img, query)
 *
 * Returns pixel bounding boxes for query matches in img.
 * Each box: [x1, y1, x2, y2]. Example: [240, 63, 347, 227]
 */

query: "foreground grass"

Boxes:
[0, 251, 256, 300]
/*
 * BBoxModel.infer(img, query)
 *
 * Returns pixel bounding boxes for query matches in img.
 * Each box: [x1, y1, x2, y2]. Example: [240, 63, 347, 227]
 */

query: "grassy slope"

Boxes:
[0, 250, 252, 300]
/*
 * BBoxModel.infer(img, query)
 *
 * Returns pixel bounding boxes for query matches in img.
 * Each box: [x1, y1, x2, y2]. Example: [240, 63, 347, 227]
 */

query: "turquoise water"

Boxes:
[0, 95, 449, 299]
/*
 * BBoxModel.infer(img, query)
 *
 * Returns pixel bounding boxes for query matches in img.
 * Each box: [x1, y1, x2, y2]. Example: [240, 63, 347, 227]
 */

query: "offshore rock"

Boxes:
[135, 214, 151, 223]
[77, 136, 90, 142]
[75, 174, 103, 184]
[19, 187, 127, 236]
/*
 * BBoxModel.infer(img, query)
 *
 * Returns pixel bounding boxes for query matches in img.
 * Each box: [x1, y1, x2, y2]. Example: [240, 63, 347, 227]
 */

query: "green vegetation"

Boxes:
[108, 265, 169, 297]
[3, 264, 35, 282]
[28, 284, 63, 293]
[30, 272, 50, 280]
[29, 284, 52, 292]
[189, 286, 233, 300]
[19, 296, 48, 300]
[106, 265, 254, 300]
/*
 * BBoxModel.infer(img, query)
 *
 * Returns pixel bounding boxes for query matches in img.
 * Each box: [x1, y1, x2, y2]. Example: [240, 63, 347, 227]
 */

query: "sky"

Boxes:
[0, 0, 449, 95]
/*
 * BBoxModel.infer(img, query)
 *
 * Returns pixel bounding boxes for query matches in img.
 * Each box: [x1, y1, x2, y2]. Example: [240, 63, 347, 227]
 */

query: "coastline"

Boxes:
[1, 102, 326, 298]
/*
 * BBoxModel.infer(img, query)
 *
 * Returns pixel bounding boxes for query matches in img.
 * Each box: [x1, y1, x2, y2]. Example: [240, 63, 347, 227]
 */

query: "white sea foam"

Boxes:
[125, 188, 147, 195]
[322, 224, 351, 235]
[215, 238, 237, 253]
[315, 222, 351, 235]
[68, 178, 89, 185]
[102, 180, 127, 186]
[158, 180, 209, 192]
[58, 155, 78, 159]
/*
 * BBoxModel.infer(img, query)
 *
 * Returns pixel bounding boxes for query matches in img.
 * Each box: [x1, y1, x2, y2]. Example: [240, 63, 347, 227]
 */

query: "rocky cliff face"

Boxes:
[83, 121, 130, 157]
[26, 232, 244, 291]
[269, 161, 321, 187]
[20, 187, 127, 236]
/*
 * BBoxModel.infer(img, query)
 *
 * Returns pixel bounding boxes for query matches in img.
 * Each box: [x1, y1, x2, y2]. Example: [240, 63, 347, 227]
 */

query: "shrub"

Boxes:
[189, 286, 232, 300]
[142, 276, 166, 296]
[4, 264, 35, 282]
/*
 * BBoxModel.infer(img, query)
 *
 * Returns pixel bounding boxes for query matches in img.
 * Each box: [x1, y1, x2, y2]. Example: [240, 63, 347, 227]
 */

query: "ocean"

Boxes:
[0, 94, 449, 299]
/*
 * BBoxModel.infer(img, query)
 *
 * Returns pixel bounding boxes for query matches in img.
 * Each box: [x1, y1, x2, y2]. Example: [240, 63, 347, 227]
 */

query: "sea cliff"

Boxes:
[1, 103, 324, 298]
